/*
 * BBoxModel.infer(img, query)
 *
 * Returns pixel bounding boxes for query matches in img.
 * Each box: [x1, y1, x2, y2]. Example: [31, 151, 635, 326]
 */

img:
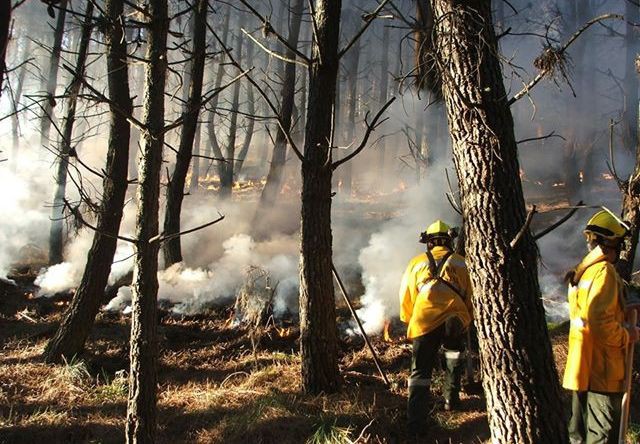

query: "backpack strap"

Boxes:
[425, 249, 465, 301]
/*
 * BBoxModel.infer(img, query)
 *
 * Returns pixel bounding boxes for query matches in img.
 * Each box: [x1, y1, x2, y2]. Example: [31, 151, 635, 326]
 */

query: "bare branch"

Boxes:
[338, 0, 392, 59]
[63, 199, 137, 244]
[510, 205, 537, 249]
[509, 14, 624, 106]
[149, 213, 225, 244]
[332, 97, 396, 170]
[236, 0, 311, 64]
[516, 131, 565, 145]
[533, 201, 584, 240]
[241, 28, 308, 67]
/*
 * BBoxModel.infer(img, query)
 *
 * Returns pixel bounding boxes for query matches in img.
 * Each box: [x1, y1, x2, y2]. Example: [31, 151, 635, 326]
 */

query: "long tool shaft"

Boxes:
[331, 263, 390, 387]
[619, 308, 637, 443]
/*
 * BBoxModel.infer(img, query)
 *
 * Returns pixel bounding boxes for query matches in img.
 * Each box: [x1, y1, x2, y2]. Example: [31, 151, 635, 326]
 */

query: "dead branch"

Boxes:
[509, 13, 624, 106]
[332, 97, 396, 170]
[445, 168, 462, 215]
[206, 21, 304, 162]
[149, 213, 225, 244]
[236, 0, 311, 64]
[510, 205, 536, 249]
[533, 201, 584, 240]
[607, 118, 625, 187]
[516, 131, 565, 145]
[62, 199, 137, 244]
[241, 28, 308, 67]
[338, 0, 392, 59]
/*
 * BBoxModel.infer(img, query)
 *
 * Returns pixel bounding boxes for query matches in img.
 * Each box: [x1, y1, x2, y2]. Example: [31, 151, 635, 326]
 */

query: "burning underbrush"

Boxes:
[0, 272, 493, 444]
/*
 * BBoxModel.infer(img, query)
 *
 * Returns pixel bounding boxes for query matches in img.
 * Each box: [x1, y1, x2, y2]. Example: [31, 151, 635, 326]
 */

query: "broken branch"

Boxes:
[533, 201, 584, 240]
[332, 97, 396, 170]
[149, 213, 225, 244]
[510, 205, 537, 249]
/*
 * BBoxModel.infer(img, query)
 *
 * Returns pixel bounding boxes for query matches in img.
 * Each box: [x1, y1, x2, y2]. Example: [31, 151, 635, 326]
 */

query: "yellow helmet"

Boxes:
[584, 210, 628, 242]
[420, 220, 452, 243]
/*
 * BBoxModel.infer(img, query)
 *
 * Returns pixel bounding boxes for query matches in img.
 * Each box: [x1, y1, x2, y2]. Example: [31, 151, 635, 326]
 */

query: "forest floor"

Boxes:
[1, 273, 639, 444]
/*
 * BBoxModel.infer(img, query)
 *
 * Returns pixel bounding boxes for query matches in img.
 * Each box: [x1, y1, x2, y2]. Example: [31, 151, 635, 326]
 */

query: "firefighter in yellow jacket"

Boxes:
[563, 210, 640, 444]
[399, 220, 473, 434]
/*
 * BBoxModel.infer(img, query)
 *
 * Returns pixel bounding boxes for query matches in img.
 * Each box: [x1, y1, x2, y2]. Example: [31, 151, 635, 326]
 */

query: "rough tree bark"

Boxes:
[255, 0, 304, 211]
[43, 0, 132, 363]
[125, 0, 167, 441]
[162, 0, 207, 267]
[48, 1, 94, 265]
[430, 0, 567, 442]
[40, 0, 69, 146]
[299, 0, 341, 395]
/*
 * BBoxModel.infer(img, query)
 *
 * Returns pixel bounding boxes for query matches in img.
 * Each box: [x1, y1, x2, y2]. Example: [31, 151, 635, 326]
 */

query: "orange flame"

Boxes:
[579, 171, 584, 183]
[383, 320, 392, 342]
[277, 327, 291, 338]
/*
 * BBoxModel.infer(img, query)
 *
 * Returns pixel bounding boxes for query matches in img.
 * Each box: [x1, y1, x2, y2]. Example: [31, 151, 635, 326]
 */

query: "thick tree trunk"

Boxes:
[299, 0, 341, 395]
[125, 0, 167, 441]
[430, 1, 567, 442]
[162, 0, 207, 267]
[48, 1, 94, 265]
[40, 0, 69, 146]
[43, 0, 132, 363]
[10, 39, 29, 171]
[256, 0, 304, 210]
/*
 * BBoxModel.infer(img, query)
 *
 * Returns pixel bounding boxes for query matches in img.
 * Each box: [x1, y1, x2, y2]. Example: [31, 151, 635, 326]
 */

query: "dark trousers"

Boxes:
[569, 391, 623, 444]
[407, 320, 465, 433]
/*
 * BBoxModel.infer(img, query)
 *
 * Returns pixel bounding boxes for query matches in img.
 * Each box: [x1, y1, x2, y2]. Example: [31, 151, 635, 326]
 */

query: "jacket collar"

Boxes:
[570, 246, 608, 284]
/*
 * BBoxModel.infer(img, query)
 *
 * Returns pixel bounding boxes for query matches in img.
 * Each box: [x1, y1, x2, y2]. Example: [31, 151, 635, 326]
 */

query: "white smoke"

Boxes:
[356, 162, 459, 334]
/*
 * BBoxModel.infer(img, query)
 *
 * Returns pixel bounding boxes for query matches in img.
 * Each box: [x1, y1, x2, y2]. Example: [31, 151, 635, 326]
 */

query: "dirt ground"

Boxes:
[0, 272, 638, 444]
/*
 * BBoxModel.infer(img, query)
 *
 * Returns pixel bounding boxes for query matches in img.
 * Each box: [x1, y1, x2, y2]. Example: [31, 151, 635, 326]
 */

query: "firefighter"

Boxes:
[399, 220, 473, 434]
[563, 210, 640, 444]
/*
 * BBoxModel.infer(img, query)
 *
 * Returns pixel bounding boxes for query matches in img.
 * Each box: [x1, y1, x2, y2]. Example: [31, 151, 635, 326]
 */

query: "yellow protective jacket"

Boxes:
[399, 246, 473, 339]
[562, 246, 629, 393]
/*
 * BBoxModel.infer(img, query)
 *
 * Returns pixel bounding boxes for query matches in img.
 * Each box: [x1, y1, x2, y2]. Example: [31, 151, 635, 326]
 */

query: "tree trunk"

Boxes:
[206, 8, 230, 185]
[219, 17, 244, 199]
[40, 0, 69, 146]
[43, 0, 132, 363]
[256, 0, 304, 209]
[125, 0, 167, 441]
[48, 1, 94, 265]
[340, 32, 360, 198]
[0, 0, 10, 98]
[376, 21, 390, 184]
[622, 0, 639, 164]
[234, 41, 255, 179]
[617, 60, 640, 281]
[299, 0, 341, 395]
[162, 0, 207, 267]
[10, 39, 30, 171]
[189, 123, 201, 193]
[430, 1, 567, 442]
